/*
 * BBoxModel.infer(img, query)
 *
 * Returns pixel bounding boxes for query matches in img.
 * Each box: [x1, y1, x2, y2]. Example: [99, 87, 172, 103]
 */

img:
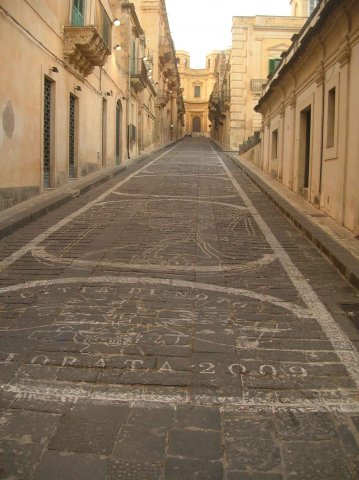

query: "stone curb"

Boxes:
[0, 141, 179, 240]
[223, 151, 359, 291]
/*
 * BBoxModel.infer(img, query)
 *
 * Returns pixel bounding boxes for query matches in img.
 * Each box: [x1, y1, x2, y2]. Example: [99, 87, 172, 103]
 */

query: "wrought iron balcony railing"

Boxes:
[250, 79, 267, 93]
[130, 59, 148, 92]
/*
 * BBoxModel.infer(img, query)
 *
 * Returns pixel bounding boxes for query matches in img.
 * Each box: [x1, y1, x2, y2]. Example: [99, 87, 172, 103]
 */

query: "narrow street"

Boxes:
[1, 137, 359, 479]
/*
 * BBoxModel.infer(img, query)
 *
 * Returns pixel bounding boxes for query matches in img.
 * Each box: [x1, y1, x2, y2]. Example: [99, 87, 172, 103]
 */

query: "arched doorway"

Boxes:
[192, 116, 201, 132]
[115, 100, 122, 165]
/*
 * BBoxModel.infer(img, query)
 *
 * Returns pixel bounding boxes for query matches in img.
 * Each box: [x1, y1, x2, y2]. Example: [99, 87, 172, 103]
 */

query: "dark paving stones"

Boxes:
[127, 404, 174, 428]
[49, 415, 119, 455]
[0, 441, 44, 480]
[275, 410, 337, 441]
[164, 457, 223, 480]
[225, 437, 282, 472]
[113, 426, 166, 462]
[282, 440, 353, 479]
[223, 412, 276, 439]
[33, 450, 108, 480]
[168, 429, 222, 460]
[0, 409, 59, 445]
[49, 403, 129, 455]
[107, 459, 161, 480]
[175, 405, 221, 430]
[227, 473, 283, 480]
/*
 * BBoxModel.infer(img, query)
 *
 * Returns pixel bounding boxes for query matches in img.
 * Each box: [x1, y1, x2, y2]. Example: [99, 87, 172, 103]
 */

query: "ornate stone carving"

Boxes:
[155, 90, 170, 107]
[63, 26, 111, 77]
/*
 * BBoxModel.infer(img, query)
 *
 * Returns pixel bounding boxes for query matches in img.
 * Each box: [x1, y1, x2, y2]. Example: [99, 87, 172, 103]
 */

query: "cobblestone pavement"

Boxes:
[1, 137, 359, 479]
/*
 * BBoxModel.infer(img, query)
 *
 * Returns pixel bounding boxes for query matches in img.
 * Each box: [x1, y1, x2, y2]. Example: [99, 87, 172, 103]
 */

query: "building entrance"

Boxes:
[192, 116, 201, 132]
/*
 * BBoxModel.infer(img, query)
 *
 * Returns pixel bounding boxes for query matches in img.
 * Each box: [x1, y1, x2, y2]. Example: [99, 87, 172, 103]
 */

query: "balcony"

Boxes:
[159, 36, 173, 65]
[63, 26, 111, 76]
[250, 79, 267, 93]
[130, 59, 148, 92]
[155, 89, 170, 107]
[64, 1, 112, 77]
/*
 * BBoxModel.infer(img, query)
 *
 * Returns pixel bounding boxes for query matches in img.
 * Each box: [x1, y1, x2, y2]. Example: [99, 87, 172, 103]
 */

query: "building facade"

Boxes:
[176, 51, 218, 135]
[209, 13, 306, 150]
[0, 0, 184, 211]
[208, 50, 231, 147]
[255, 0, 359, 235]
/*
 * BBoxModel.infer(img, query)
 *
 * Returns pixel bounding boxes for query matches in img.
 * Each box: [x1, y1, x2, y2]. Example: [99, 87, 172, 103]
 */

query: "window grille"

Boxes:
[43, 78, 52, 188]
[116, 101, 121, 164]
[69, 94, 76, 178]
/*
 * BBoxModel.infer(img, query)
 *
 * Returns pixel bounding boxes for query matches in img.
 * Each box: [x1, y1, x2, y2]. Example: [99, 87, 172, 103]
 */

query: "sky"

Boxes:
[165, 0, 292, 68]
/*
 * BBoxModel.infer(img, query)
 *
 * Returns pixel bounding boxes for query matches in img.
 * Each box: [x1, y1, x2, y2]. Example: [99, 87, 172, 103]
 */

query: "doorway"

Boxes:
[299, 106, 311, 191]
[192, 116, 201, 133]
[102, 98, 107, 166]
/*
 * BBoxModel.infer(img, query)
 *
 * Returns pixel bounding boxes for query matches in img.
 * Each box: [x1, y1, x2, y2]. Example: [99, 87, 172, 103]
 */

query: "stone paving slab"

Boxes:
[0, 138, 359, 478]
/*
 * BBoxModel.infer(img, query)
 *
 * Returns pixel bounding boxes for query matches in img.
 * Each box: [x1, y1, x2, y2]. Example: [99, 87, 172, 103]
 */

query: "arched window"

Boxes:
[192, 116, 201, 132]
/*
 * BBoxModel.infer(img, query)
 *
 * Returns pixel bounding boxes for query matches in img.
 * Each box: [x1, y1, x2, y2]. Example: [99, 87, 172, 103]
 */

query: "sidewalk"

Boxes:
[0, 142, 177, 241]
[223, 151, 359, 291]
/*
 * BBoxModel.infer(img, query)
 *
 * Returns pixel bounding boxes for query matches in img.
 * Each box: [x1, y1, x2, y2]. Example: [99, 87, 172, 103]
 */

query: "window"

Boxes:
[326, 87, 336, 149]
[194, 85, 201, 98]
[72, 0, 85, 26]
[69, 94, 77, 178]
[43, 78, 53, 188]
[309, 0, 319, 15]
[131, 39, 137, 74]
[271, 129, 278, 159]
[95, 0, 112, 48]
[176, 57, 180, 65]
[268, 58, 281, 76]
[207, 59, 210, 68]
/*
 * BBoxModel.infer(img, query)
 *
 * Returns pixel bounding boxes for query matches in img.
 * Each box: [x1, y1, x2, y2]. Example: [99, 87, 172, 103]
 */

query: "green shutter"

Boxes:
[268, 58, 281, 76]
[72, 0, 84, 26]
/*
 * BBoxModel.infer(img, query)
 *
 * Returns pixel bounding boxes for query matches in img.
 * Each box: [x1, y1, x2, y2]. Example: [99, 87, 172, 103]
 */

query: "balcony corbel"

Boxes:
[63, 26, 111, 76]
